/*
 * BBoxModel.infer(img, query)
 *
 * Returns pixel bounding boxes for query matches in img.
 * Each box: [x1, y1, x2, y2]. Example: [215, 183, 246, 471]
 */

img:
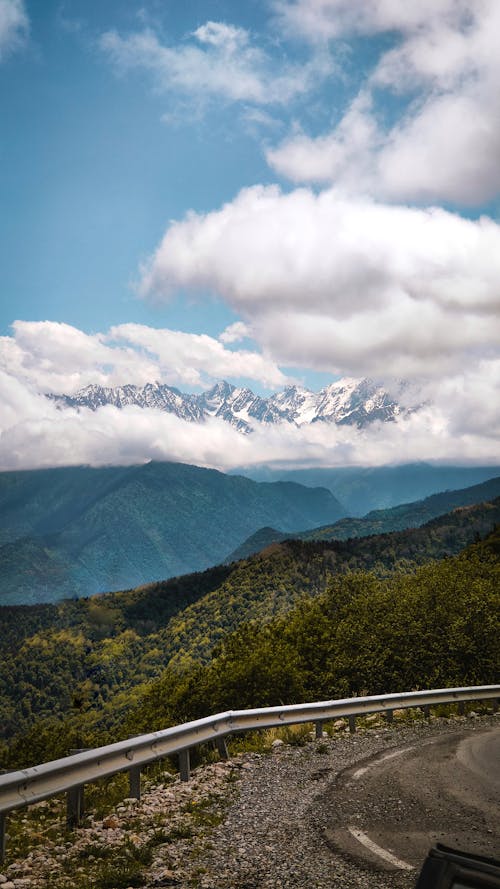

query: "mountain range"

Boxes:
[1, 461, 499, 607]
[51, 377, 408, 432]
[237, 463, 500, 515]
[0, 461, 345, 604]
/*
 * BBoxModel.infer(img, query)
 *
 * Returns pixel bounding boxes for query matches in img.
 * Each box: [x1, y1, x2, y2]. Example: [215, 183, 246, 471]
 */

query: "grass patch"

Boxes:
[182, 795, 225, 829]
[89, 860, 144, 889]
[74, 842, 116, 862]
[279, 723, 312, 747]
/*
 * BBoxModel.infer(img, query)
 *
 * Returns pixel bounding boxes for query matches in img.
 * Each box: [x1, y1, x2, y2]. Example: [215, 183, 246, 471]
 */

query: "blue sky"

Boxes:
[1, 0, 350, 343]
[1, 1, 270, 334]
[0, 0, 499, 469]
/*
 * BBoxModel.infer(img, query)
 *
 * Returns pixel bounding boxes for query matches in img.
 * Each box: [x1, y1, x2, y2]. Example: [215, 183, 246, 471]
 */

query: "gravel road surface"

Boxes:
[192, 714, 499, 889]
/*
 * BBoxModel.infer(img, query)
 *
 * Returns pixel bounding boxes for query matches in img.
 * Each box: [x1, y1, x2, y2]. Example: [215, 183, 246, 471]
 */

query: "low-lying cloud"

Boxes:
[1, 368, 499, 473]
[0, 320, 498, 472]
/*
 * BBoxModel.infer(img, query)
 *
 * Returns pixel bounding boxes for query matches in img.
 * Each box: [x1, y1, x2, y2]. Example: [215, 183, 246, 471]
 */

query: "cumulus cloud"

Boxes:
[140, 185, 500, 379]
[0, 0, 28, 59]
[0, 320, 289, 395]
[100, 20, 331, 110]
[269, 0, 500, 205]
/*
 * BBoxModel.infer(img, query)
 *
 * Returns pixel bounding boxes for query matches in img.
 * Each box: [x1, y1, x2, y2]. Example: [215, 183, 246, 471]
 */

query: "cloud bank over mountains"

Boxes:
[0, 320, 498, 472]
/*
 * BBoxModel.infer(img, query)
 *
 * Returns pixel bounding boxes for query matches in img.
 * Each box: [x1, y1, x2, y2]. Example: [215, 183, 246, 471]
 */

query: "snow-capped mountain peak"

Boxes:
[50, 377, 411, 433]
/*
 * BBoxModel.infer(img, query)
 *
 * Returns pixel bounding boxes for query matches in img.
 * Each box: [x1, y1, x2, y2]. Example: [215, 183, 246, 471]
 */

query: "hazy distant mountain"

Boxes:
[225, 475, 500, 562]
[237, 463, 500, 515]
[51, 377, 407, 432]
[0, 461, 345, 605]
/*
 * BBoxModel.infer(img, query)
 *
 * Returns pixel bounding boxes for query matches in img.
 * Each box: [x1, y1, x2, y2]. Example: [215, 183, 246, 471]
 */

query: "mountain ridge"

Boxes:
[225, 474, 500, 562]
[236, 462, 500, 515]
[50, 377, 408, 433]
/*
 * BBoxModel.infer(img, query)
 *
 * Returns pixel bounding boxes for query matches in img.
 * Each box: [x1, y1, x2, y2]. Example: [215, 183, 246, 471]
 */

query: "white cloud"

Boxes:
[109, 322, 288, 388]
[269, 0, 500, 205]
[0, 321, 160, 395]
[273, 0, 471, 42]
[0, 320, 289, 396]
[266, 91, 379, 189]
[100, 20, 331, 110]
[219, 322, 251, 345]
[140, 185, 500, 379]
[0, 0, 28, 59]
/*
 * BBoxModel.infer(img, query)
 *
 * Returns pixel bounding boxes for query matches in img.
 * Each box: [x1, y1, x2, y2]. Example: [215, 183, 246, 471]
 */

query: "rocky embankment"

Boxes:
[1, 712, 497, 889]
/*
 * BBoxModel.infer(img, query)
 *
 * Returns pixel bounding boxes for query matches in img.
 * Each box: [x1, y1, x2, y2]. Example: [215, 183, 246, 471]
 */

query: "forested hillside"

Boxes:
[0, 461, 344, 604]
[131, 527, 499, 733]
[1, 498, 498, 770]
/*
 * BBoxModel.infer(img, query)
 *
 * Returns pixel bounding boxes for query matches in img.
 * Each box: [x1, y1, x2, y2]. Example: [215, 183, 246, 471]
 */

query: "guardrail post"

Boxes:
[215, 736, 229, 760]
[458, 701, 466, 716]
[129, 766, 141, 800]
[66, 785, 84, 828]
[422, 705, 431, 719]
[349, 715, 356, 734]
[385, 709, 394, 724]
[315, 720, 323, 739]
[0, 811, 6, 864]
[179, 748, 190, 782]
[491, 699, 498, 713]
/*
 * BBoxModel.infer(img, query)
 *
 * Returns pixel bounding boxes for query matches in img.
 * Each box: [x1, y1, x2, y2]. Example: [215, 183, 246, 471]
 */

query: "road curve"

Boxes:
[323, 725, 500, 875]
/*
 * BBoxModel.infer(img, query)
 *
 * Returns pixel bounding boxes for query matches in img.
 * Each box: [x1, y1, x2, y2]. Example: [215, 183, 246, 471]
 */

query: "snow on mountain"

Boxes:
[52, 382, 204, 422]
[50, 378, 410, 432]
[313, 378, 402, 426]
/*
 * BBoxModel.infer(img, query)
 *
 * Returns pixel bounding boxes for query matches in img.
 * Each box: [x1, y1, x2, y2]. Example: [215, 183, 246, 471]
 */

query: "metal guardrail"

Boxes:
[0, 685, 498, 862]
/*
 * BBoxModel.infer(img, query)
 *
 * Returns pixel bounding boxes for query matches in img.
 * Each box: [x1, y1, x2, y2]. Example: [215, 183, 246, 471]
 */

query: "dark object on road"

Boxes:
[415, 844, 500, 888]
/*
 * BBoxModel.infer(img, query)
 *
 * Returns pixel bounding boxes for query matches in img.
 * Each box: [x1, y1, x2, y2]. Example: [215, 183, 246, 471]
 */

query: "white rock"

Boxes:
[271, 739, 284, 748]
